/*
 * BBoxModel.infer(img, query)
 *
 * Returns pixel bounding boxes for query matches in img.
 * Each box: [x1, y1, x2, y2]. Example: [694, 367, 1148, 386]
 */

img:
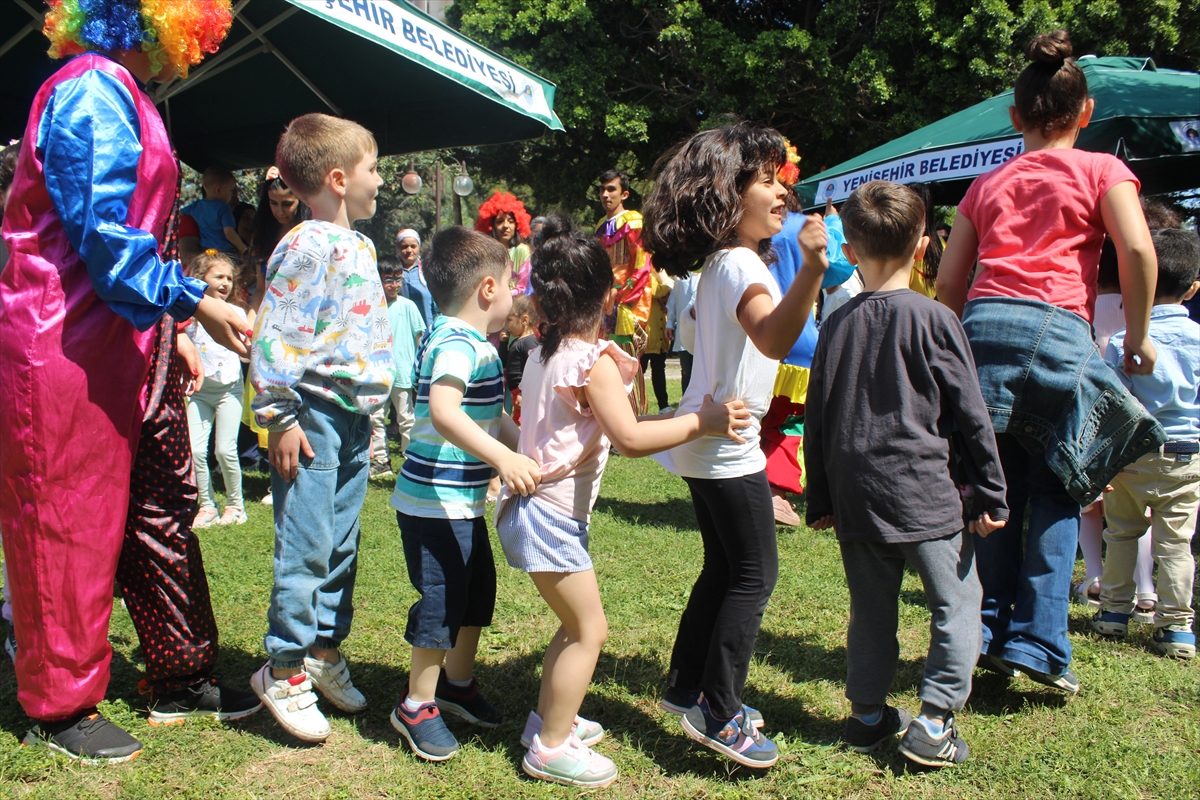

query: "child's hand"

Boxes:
[697, 394, 752, 443]
[810, 515, 835, 531]
[175, 332, 203, 396]
[1123, 336, 1157, 376]
[969, 512, 1006, 538]
[496, 452, 541, 497]
[195, 295, 251, 356]
[268, 425, 314, 482]
[797, 214, 830, 273]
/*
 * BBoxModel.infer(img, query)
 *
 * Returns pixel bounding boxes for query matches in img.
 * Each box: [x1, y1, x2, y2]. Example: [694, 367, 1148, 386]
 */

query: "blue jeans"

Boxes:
[265, 394, 370, 668]
[975, 432, 1080, 675]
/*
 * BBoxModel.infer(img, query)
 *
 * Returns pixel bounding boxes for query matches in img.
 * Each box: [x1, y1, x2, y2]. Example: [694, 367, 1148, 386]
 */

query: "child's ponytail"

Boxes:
[1014, 30, 1089, 138]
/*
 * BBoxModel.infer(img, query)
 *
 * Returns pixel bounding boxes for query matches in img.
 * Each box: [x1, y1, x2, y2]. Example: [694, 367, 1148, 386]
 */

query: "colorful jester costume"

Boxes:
[0, 1, 232, 723]
[596, 209, 655, 414]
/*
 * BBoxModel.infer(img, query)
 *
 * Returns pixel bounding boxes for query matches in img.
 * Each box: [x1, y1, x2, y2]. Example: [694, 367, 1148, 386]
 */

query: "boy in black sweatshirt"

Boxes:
[804, 181, 1008, 768]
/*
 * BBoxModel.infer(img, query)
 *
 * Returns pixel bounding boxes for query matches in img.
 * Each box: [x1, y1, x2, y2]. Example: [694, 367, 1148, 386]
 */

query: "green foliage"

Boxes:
[446, 0, 1199, 218]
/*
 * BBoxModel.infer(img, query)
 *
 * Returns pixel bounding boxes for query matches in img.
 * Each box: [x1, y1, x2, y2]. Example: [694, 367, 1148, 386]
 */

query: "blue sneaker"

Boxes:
[391, 694, 459, 761]
[659, 686, 764, 729]
[680, 694, 777, 768]
[1091, 609, 1131, 638]
[1150, 625, 1196, 659]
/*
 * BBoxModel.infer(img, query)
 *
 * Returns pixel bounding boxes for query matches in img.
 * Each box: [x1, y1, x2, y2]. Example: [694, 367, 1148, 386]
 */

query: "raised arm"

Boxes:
[738, 214, 828, 359]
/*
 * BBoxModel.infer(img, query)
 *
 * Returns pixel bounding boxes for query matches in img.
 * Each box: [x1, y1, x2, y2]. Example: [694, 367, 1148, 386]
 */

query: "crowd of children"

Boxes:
[1, 11, 1197, 787]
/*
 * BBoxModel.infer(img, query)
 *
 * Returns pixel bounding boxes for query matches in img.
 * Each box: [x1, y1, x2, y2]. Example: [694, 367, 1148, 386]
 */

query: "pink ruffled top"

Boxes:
[501, 337, 638, 522]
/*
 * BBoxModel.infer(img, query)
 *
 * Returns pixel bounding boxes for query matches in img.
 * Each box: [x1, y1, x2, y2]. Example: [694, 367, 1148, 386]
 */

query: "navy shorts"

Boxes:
[397, 512, 497, 649]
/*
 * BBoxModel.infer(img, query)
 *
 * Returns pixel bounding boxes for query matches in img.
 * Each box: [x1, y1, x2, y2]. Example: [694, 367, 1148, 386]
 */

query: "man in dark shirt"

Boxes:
[805, 181, 1007, 769]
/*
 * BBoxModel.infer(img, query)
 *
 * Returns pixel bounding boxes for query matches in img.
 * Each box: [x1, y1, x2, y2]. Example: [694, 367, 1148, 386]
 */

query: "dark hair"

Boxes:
[377, 254, 400, 274]
[424, 226, 509, 311]
[529, 216, 613, 360]
[598, 169, 630, 195]
[643, 122, 788, 277]
[908, 184, 942, 279]
[252, 176, 310, 262]
[1142, 197, 1182, 230]
[1013, 30, 1089, 138]
[532, 212, 571, 251]
[234, 201, 255, 224]
[1152, 228, 1200, 299]
[0, 139, 20, 196]
[1097, 238, 1120, 289]
[840, 181, 925, 261]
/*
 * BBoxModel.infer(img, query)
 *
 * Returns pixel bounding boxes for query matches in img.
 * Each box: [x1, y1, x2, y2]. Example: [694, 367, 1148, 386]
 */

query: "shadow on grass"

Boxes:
[593, 496, 698, 529]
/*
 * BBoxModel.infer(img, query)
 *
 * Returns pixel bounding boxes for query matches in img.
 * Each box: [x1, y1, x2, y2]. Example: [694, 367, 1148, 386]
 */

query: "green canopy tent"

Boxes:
[795, 57, 1200, 211]
[0, 0, 563, 168]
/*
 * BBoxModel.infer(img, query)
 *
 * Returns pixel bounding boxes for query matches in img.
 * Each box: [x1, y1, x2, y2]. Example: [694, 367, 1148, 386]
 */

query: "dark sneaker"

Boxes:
[147, 679, 263, 726]
[1150, 625, 1196, 659]
[23, 709, 143, 764]
[976, 652, 1018, 677]
[1091, 609, 1131, 638]
[844, 705, 913, 753]
[680, 694, 778, 768]
[369, 462, 394, 479]
[391, 694, 459, 761]
[898, 715, 969, 768]
[1004, 660, 1080, 694]
[434, 673, 503, 727]
[660, 686, 764, 729]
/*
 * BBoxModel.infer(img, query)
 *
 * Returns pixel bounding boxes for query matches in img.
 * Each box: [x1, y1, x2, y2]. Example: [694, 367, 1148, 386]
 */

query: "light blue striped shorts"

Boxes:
[496, 494, 591, 573]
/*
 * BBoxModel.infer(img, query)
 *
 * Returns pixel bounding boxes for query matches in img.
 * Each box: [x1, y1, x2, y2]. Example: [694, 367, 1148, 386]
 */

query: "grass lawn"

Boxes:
[1, 377, 1197, 798]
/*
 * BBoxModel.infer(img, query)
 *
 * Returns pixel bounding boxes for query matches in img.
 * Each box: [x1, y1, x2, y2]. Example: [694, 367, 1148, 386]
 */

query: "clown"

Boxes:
[474, 189, 533, 294]
[0, 0, 260, 763]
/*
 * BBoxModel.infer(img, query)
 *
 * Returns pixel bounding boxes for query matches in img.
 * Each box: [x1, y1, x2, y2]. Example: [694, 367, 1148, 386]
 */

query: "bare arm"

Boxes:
[428, 379, 540, 495]
[1100, 181, 1157, 375]
[224, 226, 248, 256]
[585, 353, 750, 458]
[936, 216, 979, 317]
[737, 214, 828, 359]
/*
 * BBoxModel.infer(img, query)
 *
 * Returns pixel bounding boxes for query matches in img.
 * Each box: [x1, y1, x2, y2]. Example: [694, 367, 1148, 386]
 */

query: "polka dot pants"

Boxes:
[117, 322, 219, 693]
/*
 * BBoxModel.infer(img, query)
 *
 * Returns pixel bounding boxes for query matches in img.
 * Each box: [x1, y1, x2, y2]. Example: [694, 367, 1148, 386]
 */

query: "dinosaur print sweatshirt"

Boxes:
[251, 220, 396, 431]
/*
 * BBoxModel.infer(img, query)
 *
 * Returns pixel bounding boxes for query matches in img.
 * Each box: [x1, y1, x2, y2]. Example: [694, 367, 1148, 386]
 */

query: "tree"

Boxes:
[447, 0, 1198, 217]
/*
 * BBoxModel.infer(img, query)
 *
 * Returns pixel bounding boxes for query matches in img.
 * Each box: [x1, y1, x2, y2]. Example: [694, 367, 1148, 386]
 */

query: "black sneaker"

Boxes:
[434, 672, 503, 727]
[844, 705, 913, 752]
[1004, 660, 1080, 694]
[898, 715, 969, 768]
[23, 709, 143, 764]
[976, 652, 1018, 677]
[147, 679, 263, 726]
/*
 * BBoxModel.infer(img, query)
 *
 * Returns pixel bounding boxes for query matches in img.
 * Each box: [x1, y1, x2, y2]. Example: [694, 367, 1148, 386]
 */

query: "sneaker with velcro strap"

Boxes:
[250, 663, 330, 742]
[303, 654, 368, 713]
[680, 693, 778, 768]
[660, 685, 764, 728]
[146, 678, 262, 726]
[23, 709, 143, 764]
[898, 715, 969, 768]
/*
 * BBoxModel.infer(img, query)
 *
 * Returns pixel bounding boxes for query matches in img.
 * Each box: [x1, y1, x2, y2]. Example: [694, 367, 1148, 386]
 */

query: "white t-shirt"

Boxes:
[1092, 292, 1124, 354]
[653, 248, 781, 479]
[186, 303, 248, 386]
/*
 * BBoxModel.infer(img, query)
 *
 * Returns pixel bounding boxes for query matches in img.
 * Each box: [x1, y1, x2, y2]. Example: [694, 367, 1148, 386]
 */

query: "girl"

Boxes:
[186, 251, 251, 528]
[641, 122, 828, 767]
[475, 190, 532, 294]
[495, 218, 751, 788]
[937, 30, 1160, 693]
[503, 293, 539, 426]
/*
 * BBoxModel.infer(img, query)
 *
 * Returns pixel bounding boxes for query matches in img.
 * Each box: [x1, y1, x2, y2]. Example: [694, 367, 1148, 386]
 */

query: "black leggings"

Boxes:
[668, 470, 778, 719]
[640, 352, 669, 411]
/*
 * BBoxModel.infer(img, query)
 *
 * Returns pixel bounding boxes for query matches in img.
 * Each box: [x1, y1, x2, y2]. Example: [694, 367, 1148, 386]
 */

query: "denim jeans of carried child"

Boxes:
[265, 393, 370, 668]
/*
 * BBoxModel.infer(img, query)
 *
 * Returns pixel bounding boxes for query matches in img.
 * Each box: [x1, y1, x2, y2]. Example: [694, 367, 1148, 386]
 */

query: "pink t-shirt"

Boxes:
[500, 337, 638, 522]
[959, 148, 1138, 323]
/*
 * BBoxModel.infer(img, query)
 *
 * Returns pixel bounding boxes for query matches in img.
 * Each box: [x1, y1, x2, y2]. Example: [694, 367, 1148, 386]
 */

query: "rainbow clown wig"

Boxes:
[474, 191, 532, 240]
[44, 0, 232, 79]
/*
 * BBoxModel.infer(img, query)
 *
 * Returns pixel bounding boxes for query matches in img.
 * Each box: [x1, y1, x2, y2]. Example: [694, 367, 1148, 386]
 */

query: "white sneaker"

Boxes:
[303, 654, 368, 713]
[250, 663, 331, 742]
[520, 709, 604, 748]
[260, 491, 273, 506]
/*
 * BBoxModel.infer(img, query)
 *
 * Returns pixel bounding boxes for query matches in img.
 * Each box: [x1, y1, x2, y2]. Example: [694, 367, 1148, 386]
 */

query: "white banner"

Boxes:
[293, 0, 558, 126]
[816, 137, 1026, 203]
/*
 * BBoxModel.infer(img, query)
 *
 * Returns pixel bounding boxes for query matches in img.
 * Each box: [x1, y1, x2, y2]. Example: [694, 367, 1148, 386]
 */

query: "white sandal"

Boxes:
[1073, 576, 1101, 608]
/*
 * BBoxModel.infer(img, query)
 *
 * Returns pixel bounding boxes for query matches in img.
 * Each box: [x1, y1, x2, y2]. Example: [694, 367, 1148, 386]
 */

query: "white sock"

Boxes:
[402, 695, 427, 711]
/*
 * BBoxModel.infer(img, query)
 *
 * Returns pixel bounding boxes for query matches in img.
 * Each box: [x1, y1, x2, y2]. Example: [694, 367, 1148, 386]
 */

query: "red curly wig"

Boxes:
[474, 191, 531, 241]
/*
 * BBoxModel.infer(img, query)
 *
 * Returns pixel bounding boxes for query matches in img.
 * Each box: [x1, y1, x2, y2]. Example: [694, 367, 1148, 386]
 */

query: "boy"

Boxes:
[1092, 227, 1200, 658]
[390, 227, 540, 761]
[249, 113, 396, 743]
[369, 255, 426, 476]
[805, 181, 1008, 768]
[182, 166, 248, 257]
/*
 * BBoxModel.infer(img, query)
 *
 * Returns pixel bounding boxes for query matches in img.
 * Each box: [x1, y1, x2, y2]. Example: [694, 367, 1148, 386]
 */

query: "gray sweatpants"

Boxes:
[840, 530, 982, 715]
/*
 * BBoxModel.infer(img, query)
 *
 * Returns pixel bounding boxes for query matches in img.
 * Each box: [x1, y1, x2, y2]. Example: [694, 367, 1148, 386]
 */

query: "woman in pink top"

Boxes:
[937, 30, 1160, 695]
[494, 216, 749, 788]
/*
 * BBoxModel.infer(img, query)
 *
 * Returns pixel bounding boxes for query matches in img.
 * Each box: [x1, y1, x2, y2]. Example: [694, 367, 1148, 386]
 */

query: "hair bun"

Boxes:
[1027, 30, 1073, 66]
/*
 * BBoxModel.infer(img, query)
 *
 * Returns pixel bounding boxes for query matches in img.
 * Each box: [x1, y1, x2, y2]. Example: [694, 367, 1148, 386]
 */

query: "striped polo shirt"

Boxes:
[391, 316, 504, 519]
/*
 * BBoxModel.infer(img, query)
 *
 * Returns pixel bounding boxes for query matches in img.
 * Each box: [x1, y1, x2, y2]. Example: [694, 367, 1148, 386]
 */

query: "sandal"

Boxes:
[193, 507, 219, 529]
[1073, 577, 1101, 608]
